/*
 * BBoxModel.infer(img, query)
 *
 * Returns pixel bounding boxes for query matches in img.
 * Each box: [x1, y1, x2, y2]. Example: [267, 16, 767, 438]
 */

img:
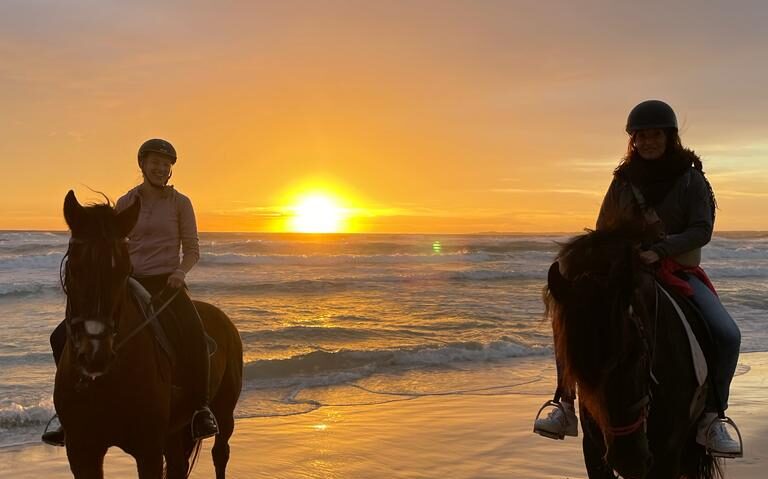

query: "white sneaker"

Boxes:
[697, 413, 743, 458]
[533, 401, 578, 440]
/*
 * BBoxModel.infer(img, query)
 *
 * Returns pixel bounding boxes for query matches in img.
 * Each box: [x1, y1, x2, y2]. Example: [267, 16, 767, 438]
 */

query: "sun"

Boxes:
[289, 194, 348, 233]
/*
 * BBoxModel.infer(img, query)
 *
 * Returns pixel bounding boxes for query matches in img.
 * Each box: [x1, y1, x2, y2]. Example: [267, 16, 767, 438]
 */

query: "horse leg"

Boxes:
[66, 445, 108, 479]
[165, 430, 190, 479]
[579, 407, 617, 479]
[212, 412, 234, 479]
[135, 451, 164, 479]
[210, 378, 238, 479]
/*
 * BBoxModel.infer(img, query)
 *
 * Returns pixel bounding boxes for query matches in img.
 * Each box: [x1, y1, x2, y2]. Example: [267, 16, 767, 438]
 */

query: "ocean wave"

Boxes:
[0, 253, 64, 270]
[199, 279, 356, 295]
[706, 265, 768, 279]
[196, 234, 566, 256]
[0, 352, 53, 366]
[448, 269, 543, 281]
[243, 340, 548, 386]
[0, 243, 66, 257]
[0, 282, 61, 298]
[199, 251, 496, 266]
[0, 399, 54, 430]
[241, 325, 379, 343]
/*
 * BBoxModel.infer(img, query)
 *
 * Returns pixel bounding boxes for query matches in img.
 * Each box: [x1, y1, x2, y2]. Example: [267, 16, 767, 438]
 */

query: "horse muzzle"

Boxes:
[606, 431, 653, 479]
[73, 320, 117, 378]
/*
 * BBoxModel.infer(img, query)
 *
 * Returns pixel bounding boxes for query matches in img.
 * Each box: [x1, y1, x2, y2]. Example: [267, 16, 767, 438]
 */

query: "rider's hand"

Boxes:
[639, 250, 660, 264]
[167, 270, 186, 289]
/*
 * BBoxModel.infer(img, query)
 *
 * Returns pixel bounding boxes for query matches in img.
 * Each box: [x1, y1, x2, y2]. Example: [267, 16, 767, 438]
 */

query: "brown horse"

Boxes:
[545, 228, 722, 479]
[55, 190, 243, 478]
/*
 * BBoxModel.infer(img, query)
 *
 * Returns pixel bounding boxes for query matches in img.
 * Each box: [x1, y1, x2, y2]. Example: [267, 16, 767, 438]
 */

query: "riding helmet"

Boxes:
[626, 100, 678, 133]
[137, 138, 177, 165]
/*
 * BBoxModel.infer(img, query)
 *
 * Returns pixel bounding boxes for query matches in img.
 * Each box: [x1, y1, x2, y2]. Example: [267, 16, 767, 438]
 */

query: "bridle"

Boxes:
[63, 236, 130, 351]
[606, 281, 660, 438]
[63, 235, 180, 359]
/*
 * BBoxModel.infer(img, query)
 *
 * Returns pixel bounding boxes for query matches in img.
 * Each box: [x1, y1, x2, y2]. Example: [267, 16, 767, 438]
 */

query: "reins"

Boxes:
[114, 288, 180, 351]
[63, 236, 180, 353]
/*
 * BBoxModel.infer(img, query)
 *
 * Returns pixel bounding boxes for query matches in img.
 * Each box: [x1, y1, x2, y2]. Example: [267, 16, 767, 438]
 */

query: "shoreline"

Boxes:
[2, 352, 766, 478]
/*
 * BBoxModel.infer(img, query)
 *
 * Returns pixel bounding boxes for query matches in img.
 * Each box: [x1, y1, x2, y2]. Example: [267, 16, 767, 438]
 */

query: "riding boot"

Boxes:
[169, 287, 219, 440]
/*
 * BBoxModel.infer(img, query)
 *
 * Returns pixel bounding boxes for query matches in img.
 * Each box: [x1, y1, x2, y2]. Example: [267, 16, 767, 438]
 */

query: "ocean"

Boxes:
[1, 231, 766, 448]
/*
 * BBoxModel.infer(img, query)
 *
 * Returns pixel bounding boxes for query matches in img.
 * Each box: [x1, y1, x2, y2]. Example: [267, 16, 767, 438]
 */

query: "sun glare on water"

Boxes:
[289, 194, 348, 233]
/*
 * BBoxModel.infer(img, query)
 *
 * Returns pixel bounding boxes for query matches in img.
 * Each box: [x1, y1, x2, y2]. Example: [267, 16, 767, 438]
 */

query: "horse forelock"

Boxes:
[63, 201, 131, 321]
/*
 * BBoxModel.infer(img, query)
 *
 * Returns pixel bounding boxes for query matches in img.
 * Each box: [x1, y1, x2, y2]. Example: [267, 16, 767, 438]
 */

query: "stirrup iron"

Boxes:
[706, 416, 743, 458]
[533, 400, 567, 440]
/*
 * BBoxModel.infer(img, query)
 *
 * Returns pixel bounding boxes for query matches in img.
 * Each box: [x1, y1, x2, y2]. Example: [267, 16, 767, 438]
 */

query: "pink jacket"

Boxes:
[115, 185, 200, 278]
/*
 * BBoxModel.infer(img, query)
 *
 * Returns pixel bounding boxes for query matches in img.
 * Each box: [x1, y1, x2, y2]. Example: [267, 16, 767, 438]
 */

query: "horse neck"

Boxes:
[115, 290, 157, 353]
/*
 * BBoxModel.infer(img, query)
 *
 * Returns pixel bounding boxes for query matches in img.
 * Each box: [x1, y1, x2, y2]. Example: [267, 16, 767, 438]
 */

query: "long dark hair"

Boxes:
[614, 128, 717, 218]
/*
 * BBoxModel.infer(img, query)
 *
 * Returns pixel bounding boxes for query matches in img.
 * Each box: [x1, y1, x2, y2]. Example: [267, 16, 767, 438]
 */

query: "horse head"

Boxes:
[62, 190, 140, 378]
[546, 229, 656, 478]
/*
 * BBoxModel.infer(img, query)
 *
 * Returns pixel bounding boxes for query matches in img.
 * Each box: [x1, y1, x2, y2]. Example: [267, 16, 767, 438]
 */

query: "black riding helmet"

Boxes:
[137, 138, 177, 166]
[626, 100, 678, 134]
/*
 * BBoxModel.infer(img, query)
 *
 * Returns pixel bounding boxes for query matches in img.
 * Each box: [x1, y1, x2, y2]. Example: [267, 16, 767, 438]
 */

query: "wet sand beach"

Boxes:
[2, 352, 765, 478]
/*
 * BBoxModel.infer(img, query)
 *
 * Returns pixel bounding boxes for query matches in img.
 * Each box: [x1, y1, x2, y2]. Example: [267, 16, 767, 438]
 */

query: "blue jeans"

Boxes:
[687, 275, 741, 412]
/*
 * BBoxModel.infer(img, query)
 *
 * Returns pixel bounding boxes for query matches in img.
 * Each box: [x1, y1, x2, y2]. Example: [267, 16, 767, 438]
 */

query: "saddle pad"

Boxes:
[657, 283, 708, 386]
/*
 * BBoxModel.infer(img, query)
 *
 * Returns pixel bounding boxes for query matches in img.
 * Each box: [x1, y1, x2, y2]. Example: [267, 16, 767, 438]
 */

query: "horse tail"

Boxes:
[680, 438, 723, 479]
[185, 440, 203, 478]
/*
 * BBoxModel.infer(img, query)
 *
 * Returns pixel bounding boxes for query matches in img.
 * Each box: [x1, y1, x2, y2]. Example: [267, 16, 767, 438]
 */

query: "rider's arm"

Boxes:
[650, 170, 713, 259]
[176, 195, 200, 277]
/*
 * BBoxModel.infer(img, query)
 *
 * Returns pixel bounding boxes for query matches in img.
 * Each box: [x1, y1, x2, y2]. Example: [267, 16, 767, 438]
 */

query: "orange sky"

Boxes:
[1, 1, 766, 233]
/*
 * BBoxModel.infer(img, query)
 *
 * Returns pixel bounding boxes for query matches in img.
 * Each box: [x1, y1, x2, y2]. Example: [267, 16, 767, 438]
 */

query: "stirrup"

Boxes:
[706, 416, 743, 458]
[41, 415, 65, 447]
[533, 400, 567, 440]
[191, 407, 219, 440]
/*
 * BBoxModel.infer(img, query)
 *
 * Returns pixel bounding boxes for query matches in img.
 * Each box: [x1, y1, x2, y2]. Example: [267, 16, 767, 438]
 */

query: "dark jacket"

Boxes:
[596, 167, 713, 265]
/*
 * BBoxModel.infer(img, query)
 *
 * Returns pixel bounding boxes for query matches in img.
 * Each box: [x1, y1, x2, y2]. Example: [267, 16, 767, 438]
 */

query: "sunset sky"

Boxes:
[1, 1, 766, 233]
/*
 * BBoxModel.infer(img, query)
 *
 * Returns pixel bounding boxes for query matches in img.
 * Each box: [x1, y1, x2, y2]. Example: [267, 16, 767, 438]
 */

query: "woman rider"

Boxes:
[43, 138, 219, 445]
[533, 100, 742, 457]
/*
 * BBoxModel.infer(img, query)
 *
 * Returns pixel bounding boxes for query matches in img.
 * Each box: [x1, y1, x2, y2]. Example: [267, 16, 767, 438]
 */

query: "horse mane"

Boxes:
[545, 227, 650, 430]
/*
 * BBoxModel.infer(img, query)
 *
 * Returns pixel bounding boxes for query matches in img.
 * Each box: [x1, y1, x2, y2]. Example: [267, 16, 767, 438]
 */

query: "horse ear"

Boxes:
[64, 190, 85, 233]
[547, 261, 571, 301]
[116, 196, 141, 238]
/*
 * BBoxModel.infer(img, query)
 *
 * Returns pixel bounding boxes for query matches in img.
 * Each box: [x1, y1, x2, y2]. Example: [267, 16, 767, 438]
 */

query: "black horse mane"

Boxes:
[545, 227, 650, 428]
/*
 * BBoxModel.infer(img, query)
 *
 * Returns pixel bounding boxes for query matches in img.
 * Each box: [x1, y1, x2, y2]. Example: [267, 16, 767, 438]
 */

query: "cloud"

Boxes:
[489, 188, 602, 197]
[716, 190, 768, 199]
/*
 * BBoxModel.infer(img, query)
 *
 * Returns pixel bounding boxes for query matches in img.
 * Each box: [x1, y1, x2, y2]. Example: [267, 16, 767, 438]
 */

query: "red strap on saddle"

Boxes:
[656, 258, 717, 298]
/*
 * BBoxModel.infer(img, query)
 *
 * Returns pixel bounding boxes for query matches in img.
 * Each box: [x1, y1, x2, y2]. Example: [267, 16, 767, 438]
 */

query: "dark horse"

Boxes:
[55, 191, 243, 478]
[545, 228, 722, 479]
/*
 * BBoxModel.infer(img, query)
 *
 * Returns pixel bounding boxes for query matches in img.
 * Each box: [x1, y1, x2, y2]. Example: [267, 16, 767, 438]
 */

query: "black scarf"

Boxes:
[619, 152, 692, 206]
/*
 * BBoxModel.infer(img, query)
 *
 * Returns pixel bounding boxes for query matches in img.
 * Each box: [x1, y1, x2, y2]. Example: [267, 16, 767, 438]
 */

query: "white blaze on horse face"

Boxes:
[90, 339, 101, 357]
[84, 320, 106, 336]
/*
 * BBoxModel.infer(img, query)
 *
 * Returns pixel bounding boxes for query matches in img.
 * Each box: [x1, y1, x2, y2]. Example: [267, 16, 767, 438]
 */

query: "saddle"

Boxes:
[127, 279, 217, 366]
[655, 280, 715, 417]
